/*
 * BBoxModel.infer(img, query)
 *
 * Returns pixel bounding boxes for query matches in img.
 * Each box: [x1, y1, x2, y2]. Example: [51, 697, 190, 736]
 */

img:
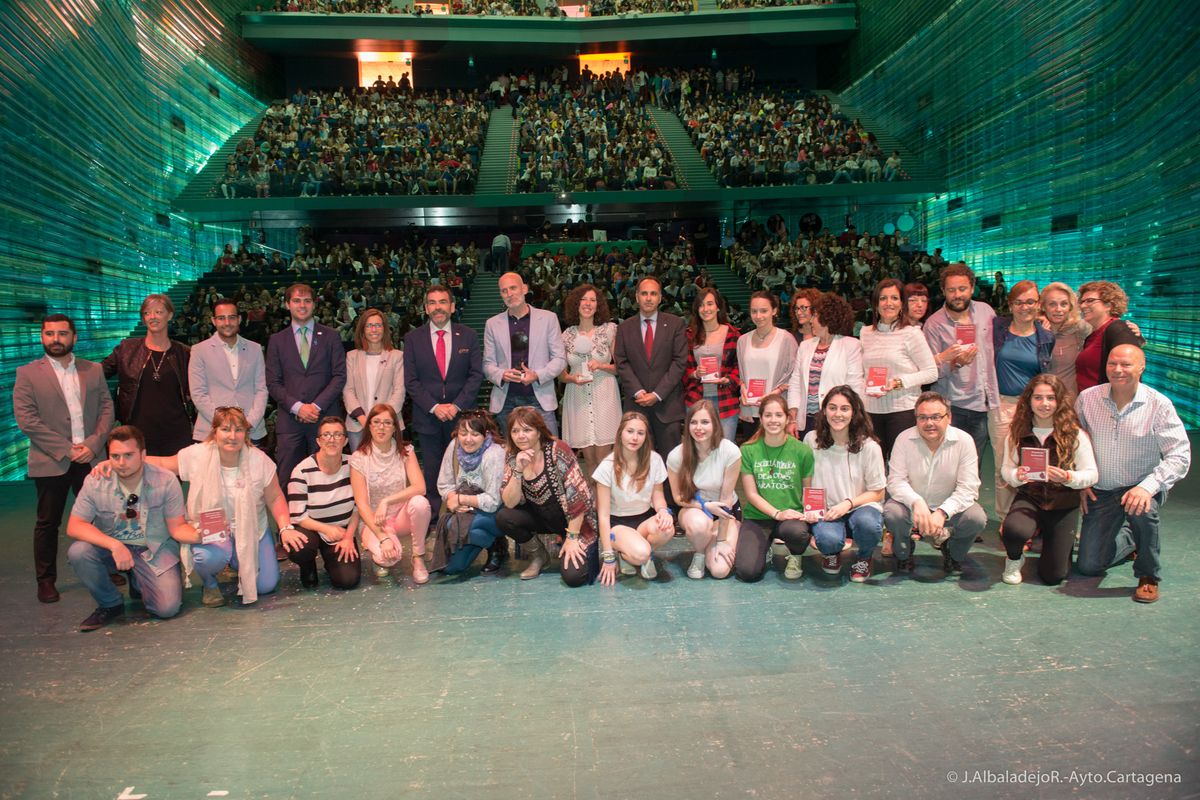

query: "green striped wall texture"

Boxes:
[0, 1, 266, 480]
[842, 0, 1200, 425]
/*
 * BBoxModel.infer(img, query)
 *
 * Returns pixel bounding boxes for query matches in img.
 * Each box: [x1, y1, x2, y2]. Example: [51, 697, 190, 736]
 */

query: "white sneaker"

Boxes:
[618, 556, 636, 576]
[783, 554, 803, 580]
[640, 558, 658, 580]
[374, 564, 390, 578]
[687, 552, 706, 579]
[1002, 555, 1024, 585]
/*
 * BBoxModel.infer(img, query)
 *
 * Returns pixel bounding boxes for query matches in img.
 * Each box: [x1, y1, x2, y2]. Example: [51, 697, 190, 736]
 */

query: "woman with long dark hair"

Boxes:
[999, 374, 1097, 585]
[683, 287, 741, 441]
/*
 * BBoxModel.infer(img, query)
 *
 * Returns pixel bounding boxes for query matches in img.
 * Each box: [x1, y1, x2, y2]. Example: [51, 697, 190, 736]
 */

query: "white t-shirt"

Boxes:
[593, 452, 668, 517]
[177, 443, 276, 538]
[667, 439, 742, 503]
[802, 433, 887, 512]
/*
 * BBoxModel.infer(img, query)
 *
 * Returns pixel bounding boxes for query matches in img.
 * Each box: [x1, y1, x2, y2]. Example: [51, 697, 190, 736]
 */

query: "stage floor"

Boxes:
[1, 444, 1197, 800]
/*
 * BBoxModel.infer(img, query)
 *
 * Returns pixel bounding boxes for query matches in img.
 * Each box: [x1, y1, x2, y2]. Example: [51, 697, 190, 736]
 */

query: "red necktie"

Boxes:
[643, 318, 654, 360]
[435, 330, 447, 379]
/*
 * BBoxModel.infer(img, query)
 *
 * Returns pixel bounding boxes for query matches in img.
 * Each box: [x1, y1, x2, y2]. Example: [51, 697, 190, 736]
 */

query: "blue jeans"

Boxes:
[951, 406, 989, 475]
[1077, 487, 1162, 581]
[68, 541, 182, 618]
[812, 505, 883, 559]
[191, 529, 280, 595]
[497, 393, 559, 439]
[443, 511, 501, 575]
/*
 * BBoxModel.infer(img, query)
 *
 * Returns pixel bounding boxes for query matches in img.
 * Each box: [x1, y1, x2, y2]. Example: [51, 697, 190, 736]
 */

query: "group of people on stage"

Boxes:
[13, 261, 1190, 631]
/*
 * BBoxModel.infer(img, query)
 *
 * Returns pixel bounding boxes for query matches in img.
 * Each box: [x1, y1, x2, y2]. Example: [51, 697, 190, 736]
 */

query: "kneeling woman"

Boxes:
[737, 394, 815, 582]
[999, 374, 1097, 585]
[593, 411, 675, 585]
[429, 411, 507, 576]
[286, 416, 361, 590]
[136, 407, 289, 607]
[350, 404, 432, 584]
[803, 386, 886, 582]
[496, 406, 600, 586]
[668, 400, 742, 580]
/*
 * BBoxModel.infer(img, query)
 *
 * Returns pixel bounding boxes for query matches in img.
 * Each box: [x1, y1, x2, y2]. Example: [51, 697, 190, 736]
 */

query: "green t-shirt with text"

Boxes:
[739, 437, 815, 520]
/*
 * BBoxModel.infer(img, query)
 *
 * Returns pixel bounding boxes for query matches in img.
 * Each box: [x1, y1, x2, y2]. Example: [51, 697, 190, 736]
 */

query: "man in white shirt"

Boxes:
[189, 298, 269, 445]
[490, 232, 511, 273]
[884, 391, 987, 575]
[13, 314, 115, 603]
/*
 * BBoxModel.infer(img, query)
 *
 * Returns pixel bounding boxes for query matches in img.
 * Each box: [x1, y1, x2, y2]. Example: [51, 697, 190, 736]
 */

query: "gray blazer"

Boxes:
[188, 334, 269, 441]
[482, 306, 567, 414]
[343, 348, 406, 433]
[13, 356, 114, 478]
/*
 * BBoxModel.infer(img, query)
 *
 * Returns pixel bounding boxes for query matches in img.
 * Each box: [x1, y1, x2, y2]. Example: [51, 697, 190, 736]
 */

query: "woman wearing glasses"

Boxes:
[350, 404, 432, 584]
[789, 288, 822, 344]
[1074, 281, 1144, 393]
[343, 308, 405, 451]
[285, 416, 361, 591]
[988, 281, 1055, 521]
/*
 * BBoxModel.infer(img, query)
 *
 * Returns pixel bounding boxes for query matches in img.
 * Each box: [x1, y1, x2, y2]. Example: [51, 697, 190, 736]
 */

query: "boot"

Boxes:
[520, 535, 548, 580]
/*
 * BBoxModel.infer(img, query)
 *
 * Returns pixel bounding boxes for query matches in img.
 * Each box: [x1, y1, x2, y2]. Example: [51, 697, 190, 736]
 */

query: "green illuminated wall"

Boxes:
[842, 0, 1200, 425]
[0, 1, 266, 480]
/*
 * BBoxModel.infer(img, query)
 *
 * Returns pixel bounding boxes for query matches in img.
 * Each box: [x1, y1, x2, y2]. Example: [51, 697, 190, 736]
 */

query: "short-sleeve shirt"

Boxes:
[667, 438, 742, 503]
[739, 437, 815, 520]
[71, 463, 185, 572]
[802, 433, 887, 511]
[593, 452, 668, 517]
[177, 443, 276, 539]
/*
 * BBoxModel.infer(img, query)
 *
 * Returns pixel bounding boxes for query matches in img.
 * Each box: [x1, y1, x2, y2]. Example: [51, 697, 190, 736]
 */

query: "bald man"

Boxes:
[1074, 345, 1190, 603]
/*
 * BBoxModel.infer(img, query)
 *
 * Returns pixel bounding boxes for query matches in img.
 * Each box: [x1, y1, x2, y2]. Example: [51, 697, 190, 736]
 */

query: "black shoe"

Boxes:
[894, 558, 914, 575]
[942, 551, 963, 574]
[300, 564, 319, 588]
[79, 604, 125, 632]
[37, 580, 60, 604]
[481, 546, 506, 575]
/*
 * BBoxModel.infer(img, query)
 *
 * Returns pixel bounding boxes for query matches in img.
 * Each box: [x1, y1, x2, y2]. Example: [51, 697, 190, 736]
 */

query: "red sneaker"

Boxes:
[849, 559, 872, 583]
[821, 552, 843, 575]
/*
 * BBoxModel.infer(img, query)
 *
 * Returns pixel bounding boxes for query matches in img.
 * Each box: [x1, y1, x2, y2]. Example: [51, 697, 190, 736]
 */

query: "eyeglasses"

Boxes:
[916, 414, 948, 423]
[369, 419, 395, 428]
[1079, 298, 1102, 306]
[1010, 299, 1039, 308]
[124, 493, 140, 520]
[318, 432, 347, 441]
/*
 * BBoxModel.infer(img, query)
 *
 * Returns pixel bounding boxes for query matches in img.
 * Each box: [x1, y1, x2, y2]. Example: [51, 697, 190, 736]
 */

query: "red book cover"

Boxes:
[199, 508, 229, 544]
[746, 378, 767, 399]
[1021, 447, 1049, 482]
[955, 323, 976, 346]
[866, 366, 889, 396]
[699, 355, 720, 382]
[803, 487, 826, 517]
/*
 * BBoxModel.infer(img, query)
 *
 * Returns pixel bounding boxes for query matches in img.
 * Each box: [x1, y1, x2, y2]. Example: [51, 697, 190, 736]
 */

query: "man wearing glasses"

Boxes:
[189, 297, 269, 446]
[883, 392, 987, 575]
[66, 426, 199, 631]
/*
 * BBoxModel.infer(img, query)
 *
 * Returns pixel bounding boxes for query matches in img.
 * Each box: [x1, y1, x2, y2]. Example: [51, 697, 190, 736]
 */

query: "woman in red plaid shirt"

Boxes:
[684, 288, 741, 441]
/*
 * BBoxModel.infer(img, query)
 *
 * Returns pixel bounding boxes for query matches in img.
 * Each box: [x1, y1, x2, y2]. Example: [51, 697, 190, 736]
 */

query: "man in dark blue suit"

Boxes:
[266, 283, 348, 491]
[403, 285, 483, 519]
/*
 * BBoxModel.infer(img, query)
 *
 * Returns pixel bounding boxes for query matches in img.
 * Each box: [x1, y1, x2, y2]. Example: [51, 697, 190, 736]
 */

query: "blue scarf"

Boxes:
[456, 433, 492, 473]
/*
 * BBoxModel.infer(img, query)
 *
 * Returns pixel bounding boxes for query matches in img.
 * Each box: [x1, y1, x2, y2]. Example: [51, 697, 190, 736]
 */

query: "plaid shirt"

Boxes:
[684, 324, 742, 419]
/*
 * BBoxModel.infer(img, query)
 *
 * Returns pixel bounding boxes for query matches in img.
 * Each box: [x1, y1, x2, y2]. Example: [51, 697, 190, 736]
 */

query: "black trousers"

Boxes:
[870, 410, 915, 464]
[416, 422, 456, 515]
[1001, 498, 1078, 586]
[735, 518, 812, 582]
[33, 462, 93, 583]
[495, 503, 599, 587]
[288, 528, 362, 590]
[648, 412, 683, 509]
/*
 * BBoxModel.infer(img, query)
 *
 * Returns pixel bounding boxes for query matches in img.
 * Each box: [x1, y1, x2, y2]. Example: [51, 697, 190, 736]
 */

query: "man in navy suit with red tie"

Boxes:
[266, 284, 348, 490]
[403, 285, 483, 517]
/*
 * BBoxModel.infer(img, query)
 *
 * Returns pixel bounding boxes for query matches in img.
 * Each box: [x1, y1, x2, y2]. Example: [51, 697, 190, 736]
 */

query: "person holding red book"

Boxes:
[736, 292, 798, 438]
[683, 288, 741, 441]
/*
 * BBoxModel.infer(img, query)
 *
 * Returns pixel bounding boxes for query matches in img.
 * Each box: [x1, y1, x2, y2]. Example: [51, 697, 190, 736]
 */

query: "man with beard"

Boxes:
[13, 314, 115, 603]
[922, 262, 997, 463]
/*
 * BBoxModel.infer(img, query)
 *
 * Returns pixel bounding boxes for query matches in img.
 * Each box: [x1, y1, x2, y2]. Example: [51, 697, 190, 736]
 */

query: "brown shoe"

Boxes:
[1133, 576, 1159, 604]
[37, 580, 60, 603]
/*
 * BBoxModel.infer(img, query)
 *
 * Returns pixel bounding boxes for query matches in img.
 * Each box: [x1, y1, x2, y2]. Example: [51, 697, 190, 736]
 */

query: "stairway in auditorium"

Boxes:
[475, 107, 519, 194]
[823, 93, 940, 182]
[456, 269, 505, 406]
[701, 261, 753, 315]
[174, 111, 269, 202]
[648, 107, 719, 191]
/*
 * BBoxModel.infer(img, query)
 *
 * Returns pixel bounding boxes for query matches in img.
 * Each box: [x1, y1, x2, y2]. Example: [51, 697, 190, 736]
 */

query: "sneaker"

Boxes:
[687, 552, 706, 579]
[1133, 576, 1159, 603]
[373, 563, 390, 578]
[849, 559, 872, 582]
[201, 585, 226, 607]
[821, 552, 843, 575]
[639, 558, 657, 580]
[783, 554, 803, 580]
[618, 556, 637, 576]
[1001, 555, 1024, 585]
[79, 604, 124, 632]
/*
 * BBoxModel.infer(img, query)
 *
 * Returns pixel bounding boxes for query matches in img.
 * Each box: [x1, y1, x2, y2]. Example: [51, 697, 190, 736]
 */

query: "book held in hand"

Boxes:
[198, 508, 229, 544]
[955, 323, 976, 346]
[699, 355, 720, 383]
[803, 487, 826, 520]
[866, 366, 889, 397]
[1021, 447, 1049, 482]
[746, 378, 767, 400]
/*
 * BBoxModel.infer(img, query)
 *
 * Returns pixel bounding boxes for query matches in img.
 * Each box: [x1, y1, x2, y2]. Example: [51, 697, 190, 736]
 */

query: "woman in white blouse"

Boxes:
[788, 292, 864, 439]
[736, 291, 797, 436]
[668, 400, 743, 580]
[859, 278, 938, 461]
[343, 309, 405, 451]
[594, 412, 675, 584]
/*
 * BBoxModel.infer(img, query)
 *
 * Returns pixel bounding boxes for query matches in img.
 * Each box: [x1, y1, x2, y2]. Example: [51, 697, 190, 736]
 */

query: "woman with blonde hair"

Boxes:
[343, 308, 405, 451]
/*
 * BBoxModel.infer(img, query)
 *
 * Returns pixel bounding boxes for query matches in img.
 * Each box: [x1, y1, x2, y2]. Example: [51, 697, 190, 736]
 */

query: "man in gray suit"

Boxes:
[13, 314, 115, 603]
[483, 271, 567, 436]
[189, 298, 269, 445]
